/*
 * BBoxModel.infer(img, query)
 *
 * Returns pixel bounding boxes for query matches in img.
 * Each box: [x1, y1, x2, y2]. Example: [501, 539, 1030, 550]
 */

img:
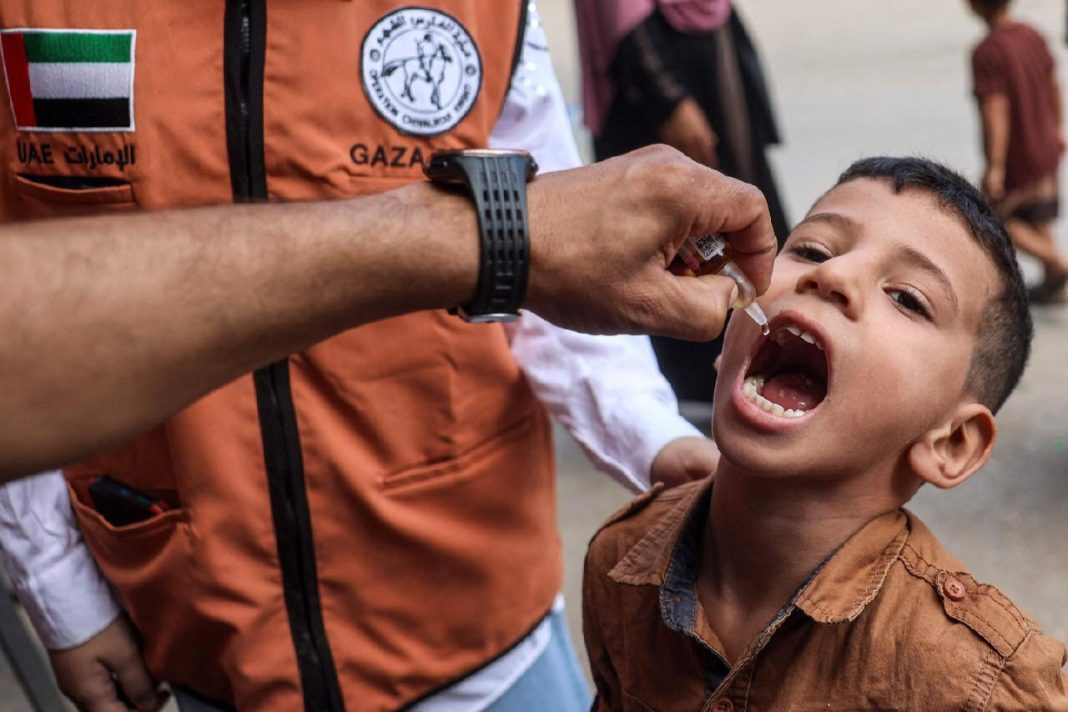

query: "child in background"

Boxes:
[583, 157, 1068, 711]
[969, 0, 1068, 303]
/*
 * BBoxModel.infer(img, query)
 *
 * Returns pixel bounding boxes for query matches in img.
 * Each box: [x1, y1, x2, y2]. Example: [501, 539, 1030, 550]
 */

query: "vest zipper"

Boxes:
[223, 2, 344, 710]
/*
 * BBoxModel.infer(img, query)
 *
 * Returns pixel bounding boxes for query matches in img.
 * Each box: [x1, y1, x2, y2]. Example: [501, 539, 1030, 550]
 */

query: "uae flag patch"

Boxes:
[1, 29, 135, 132]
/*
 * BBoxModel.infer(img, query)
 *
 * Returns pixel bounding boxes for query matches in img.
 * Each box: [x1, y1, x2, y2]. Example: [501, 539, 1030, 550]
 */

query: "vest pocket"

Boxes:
[379, 409, 537, 494]
[14, 174, 135, 215]
[65, 479, 186, 577]
[66, 482, 184, 542]
[64, 478, 215, 694]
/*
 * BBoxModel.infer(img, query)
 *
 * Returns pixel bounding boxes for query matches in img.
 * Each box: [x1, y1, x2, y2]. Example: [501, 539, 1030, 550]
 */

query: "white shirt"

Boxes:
[0, 4, 701, 709]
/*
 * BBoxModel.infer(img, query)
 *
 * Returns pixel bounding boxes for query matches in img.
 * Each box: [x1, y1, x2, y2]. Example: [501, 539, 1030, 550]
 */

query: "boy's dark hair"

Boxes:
[835, 157, 1031, 413]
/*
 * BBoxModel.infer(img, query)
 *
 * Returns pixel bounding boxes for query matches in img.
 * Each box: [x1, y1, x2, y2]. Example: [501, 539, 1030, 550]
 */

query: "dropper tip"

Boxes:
[745, 302, 770, 335]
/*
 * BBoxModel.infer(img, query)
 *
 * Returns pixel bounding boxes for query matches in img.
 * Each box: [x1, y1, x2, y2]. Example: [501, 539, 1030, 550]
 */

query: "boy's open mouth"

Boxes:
[742, 322, 829, 418]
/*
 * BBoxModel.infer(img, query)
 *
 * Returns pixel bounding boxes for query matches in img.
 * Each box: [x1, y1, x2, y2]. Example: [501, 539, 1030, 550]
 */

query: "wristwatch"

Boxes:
[424, 149, 538, 323]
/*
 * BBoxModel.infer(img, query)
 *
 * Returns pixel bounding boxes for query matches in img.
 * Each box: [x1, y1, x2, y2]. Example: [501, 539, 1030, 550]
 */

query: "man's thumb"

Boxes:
[657, 273, 735, 341]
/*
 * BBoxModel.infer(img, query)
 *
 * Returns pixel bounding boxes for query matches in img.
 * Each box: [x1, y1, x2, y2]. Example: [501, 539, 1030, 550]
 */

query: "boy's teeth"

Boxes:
[772, 324, 823, 351]
[741, 375, 807, 418]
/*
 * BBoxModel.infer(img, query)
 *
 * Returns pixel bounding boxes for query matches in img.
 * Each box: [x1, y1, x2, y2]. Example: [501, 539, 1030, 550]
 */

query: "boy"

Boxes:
[969, 0, 1068, 303]
[583, 157, 1068, 710]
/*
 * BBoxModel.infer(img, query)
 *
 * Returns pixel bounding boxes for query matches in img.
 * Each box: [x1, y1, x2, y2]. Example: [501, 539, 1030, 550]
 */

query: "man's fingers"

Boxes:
[66, 662, 127, 712]
[690, 174, 777, 294]
[48, 618, 160, 712]
[650, 436, 720, 488]
[524, 146, 775, 338]
[649, 273, 735, 341]
[111, 649, 160, 711]
[85, 698, 133, 712]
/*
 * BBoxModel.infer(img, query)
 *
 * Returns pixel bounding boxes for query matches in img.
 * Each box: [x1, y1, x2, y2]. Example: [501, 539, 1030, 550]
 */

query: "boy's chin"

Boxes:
[714, 409, 915, 486]
[712, 414, 841, 478]
[716, 436, 808, 478]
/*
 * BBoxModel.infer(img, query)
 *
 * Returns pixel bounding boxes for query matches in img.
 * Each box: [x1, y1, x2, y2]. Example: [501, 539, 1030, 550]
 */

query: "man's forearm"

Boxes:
[2, 182, 478, 480]
[0, 147, 775, 482]
[979, 94, 1010, 171]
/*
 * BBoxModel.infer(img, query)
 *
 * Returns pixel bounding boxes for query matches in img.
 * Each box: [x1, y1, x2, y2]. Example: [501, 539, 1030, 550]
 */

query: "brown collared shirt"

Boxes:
[583, 479, 1068, 711]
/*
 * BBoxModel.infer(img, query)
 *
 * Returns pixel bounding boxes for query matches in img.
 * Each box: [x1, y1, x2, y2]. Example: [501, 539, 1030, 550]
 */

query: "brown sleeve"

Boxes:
[985, 630, 1068, 711]
[583, 540, 623, 711]
[972, 43, 1008, 99]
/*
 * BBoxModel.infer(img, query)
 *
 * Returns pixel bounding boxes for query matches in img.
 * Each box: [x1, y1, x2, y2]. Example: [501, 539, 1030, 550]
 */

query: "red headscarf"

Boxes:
[574, 0, 732, 135]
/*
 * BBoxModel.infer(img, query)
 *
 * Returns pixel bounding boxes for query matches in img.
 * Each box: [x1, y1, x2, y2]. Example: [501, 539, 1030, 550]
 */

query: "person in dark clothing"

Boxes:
[575, 0, 789, 406]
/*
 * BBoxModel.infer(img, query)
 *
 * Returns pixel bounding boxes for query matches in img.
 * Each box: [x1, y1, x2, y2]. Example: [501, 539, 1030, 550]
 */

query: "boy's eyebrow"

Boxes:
[799, 212, 960, 314]
[799, 211, 861, 233]
[897, 245, 960, 314]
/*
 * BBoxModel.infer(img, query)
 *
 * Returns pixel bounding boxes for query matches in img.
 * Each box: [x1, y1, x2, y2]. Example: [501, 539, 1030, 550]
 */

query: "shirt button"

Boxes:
[712, 699, 734, 712]
[943, 577, 967, 601]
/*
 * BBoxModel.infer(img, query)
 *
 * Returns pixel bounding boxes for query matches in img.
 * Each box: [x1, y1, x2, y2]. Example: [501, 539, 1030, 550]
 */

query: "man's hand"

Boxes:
[650, 436, 720, 489]
[525, 145, 776, 342]
[49, 616, 165, 712]
[660, 98, 718, 168]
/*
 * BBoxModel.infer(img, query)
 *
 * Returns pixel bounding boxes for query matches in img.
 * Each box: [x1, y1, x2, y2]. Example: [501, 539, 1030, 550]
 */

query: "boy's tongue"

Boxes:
[761, 372, 826, 412]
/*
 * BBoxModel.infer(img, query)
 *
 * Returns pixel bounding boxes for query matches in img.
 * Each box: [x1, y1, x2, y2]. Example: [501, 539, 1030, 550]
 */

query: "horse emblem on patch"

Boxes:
[361, 7, 483, 137]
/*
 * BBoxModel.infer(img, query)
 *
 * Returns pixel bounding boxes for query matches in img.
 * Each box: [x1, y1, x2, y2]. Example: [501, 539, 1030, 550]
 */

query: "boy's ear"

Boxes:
[908, 402, 996, 489]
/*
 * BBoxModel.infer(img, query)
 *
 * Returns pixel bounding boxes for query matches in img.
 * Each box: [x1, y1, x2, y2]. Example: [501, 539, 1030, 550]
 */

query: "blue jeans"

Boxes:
[485, 606, 592, 712]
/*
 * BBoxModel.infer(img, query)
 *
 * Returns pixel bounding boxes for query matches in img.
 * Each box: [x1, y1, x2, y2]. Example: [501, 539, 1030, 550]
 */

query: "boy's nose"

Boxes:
[796, 261, 864, 319]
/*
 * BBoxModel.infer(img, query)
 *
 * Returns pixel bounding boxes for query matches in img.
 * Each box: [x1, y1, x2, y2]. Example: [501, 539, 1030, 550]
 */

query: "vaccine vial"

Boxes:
[675, 234, 770, 335]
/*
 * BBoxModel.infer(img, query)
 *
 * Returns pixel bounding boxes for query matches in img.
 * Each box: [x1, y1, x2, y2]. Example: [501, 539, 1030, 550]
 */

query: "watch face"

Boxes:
[435, 149, 532, 158]
[457, 310, 519, 324]
[424, 149, 537, 181]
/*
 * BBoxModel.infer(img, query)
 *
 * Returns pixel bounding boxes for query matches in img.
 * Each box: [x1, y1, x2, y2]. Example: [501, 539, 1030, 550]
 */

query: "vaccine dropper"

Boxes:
[675, 234, 770, 335]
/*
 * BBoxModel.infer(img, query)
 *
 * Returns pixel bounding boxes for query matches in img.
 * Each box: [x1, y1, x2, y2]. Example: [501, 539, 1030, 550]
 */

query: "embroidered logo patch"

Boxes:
[360, 8, 482, 137]
[1, 29, 135, 132]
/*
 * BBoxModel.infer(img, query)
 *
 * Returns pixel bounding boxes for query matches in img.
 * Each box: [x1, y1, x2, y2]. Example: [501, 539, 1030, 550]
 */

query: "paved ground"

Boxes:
[3, 1, 1067, 709]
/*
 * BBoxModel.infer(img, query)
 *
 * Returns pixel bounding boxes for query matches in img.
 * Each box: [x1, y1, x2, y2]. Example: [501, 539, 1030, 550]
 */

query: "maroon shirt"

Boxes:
[972, 22, 1061, 191]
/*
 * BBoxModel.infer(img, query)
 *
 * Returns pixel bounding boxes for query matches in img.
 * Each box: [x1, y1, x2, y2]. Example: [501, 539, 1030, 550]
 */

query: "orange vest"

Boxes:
[0, 3, 560, 710]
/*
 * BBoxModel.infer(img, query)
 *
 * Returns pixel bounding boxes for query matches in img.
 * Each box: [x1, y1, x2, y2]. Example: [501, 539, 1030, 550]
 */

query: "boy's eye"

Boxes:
[888, 286, 931, 320]
[788, 243, 831, 263]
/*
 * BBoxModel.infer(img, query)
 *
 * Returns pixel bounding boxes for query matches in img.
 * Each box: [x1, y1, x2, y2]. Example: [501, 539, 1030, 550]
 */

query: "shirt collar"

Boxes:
[794, 509, 910, 623]
[607, 478, 711, 589]
[608, 478, 712, 635]
[608, 477, 911, 627]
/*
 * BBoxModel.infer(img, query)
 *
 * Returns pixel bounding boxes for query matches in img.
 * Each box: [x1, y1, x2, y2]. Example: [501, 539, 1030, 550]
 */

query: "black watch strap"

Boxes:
[425, 150, 537, 323]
